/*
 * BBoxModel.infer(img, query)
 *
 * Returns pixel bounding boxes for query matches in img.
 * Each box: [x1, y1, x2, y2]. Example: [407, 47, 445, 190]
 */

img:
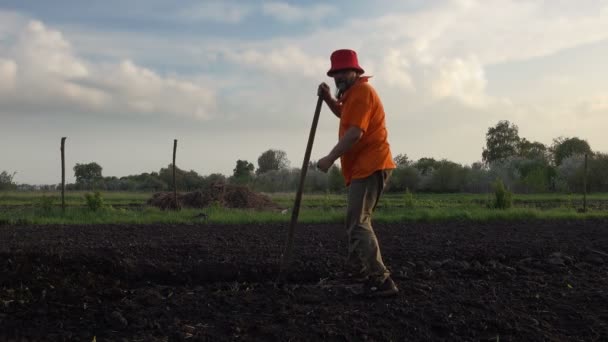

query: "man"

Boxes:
[316, 49, 398, 297]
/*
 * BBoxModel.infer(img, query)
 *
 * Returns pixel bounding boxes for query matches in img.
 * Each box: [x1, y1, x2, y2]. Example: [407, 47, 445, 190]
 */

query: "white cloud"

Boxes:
[223, 45, 327, 78]
[0, 20, 216, 119]
[378, 49, 414, 90]
[15, 21, 89, 79]
[176, 2, 252, 23]
[576, 94, 608, 118]
[0, 10, 27, 38]
[262, 2, 336, 22]
[431, 56, 488, 107]
[53, 0, 608, 112]
[413, 0, 608, 65]
[92, 60, 216, 119]
[0, 58, 17, 91]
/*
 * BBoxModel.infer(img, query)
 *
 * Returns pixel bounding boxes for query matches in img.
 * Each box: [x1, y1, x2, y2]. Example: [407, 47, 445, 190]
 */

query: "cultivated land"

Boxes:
[1, 191, 607, 340]
[1, 221, 607, 340]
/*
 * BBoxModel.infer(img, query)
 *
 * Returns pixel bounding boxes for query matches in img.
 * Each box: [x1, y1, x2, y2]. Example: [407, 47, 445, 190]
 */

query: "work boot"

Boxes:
[362, 276, 399, 297]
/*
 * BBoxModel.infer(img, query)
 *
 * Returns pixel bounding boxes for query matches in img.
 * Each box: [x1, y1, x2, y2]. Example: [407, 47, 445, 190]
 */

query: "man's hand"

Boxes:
[317, 82, 331, 101]
[316, 155, 335, 173]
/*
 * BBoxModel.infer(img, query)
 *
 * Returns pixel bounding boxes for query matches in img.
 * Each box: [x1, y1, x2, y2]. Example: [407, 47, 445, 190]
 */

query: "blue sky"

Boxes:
[1, 0, 608, 184]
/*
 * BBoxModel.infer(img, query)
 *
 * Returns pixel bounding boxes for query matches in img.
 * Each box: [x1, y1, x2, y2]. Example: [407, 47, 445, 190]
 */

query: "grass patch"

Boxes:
[1, 205, 606, 225]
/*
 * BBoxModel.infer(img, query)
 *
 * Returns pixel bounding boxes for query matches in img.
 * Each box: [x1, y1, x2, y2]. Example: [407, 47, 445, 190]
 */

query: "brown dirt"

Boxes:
[147, 182, 280, 210]
[1, 220, 607, 341]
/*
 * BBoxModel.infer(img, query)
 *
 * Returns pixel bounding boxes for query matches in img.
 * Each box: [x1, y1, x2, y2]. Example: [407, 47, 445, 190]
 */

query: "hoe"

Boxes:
[277, 95, 323, 282]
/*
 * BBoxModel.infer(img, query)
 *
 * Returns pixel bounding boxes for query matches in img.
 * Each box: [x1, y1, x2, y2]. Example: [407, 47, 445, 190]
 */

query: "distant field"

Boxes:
[3, 191, 607, 209]
[1, 190, 607, 225]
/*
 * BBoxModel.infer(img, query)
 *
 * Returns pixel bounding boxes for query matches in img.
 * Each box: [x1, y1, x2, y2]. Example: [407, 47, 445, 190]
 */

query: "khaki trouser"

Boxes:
[345, 169, 392, 283]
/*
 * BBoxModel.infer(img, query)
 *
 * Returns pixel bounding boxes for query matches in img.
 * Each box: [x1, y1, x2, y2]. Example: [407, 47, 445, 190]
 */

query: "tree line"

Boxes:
[3, 120, 606, 193]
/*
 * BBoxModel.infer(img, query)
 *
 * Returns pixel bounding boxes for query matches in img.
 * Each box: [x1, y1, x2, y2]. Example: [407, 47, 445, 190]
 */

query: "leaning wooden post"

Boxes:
[60, 137, 66, 212]
[278, 96, 323, 281]
[173, 139, 178, 210]
[583, 153, 588, 213]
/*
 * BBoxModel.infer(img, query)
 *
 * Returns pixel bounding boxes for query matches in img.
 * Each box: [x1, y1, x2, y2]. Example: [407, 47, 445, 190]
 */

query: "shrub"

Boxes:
[403, 188, 415, 208]
[38, 195, 56, 213]
[493, 179, 512, 209]
[84, 191, 105, 211]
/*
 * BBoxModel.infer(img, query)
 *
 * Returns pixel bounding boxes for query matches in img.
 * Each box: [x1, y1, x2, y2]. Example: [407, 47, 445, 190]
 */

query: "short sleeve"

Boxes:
[341, 85, 373, 133]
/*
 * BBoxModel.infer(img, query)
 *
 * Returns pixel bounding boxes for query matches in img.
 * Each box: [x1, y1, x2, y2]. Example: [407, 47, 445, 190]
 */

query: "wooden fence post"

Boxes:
[583, 153, 588, 213]
[173, 139, 178, 210]
[61, 137, 66, 212]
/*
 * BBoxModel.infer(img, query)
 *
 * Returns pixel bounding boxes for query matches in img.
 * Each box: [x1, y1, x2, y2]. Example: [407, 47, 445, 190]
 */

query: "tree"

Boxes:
[205, 173, 227, 185]
[0, 171, 17, 190]
[518, 138, 548, 161]
[587, 153, 608, 192]
[394, 153, 410, 168]
[552, 137, 592, 166]
[482, 120, 520, 164]
[414, 157, 439, 175]
[387, 166, 419, 192]
[232, 160, 255, 183]
[158, 164, 206, 191]
[73, 162, 103, 188]
[252, 169, 299, 192]
[256, 149, 290, 175]
[328, 165, 344, 192]
[426, 160, 467, 193]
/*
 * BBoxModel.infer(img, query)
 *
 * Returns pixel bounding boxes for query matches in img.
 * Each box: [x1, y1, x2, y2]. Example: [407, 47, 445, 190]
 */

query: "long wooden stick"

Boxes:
[173, 139, 178, 210]
[278, 96, 323, 280]
[583, 153, 588, 213]
[61, 137, 66, 212]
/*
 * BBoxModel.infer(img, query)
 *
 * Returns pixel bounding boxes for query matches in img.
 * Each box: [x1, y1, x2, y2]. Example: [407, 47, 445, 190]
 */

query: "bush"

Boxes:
[84, 192, 105, 211]
[493, 179, 512, 209]
[38, 195, 56, 213]
[403, 188, 415, 208]
[555, 155, 585, 192]
[587, 153, 608, 192]
[462, 164, 493, 193]
[387, 166, 420, 192]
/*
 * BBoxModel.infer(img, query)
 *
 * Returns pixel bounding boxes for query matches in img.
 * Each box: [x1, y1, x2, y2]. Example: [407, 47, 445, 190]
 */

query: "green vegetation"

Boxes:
[492, 179, 513, 209]
[1, 204, 606, 226]
[1, 190, 607, 225]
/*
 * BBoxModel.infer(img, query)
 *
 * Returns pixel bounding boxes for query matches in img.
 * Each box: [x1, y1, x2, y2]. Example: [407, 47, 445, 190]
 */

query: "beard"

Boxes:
[334, 77, 356, 98]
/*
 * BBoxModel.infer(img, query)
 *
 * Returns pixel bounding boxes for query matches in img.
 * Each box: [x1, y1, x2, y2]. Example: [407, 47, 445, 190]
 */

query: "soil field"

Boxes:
[1, 220, 607, 341]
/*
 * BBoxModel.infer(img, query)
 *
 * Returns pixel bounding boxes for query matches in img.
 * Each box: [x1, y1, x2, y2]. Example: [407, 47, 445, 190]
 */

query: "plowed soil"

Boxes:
[1, 220, 607, 341]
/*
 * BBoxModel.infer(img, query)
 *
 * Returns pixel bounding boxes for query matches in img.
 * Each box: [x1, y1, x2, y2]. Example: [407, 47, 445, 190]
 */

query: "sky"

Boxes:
[1, 0, 608, 185]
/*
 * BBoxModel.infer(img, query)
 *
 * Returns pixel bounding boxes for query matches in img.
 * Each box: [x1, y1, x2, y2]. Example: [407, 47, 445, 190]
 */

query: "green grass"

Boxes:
[1, 190, 607, 225]
[0, 206, 342, 225]
[0, 191, 150, 206]
[1, 205, 606, 225]
[3, 191, 607, 208]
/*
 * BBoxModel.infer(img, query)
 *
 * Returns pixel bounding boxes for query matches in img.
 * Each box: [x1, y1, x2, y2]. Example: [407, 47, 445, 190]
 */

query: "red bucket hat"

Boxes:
[327, 49, 365, 76]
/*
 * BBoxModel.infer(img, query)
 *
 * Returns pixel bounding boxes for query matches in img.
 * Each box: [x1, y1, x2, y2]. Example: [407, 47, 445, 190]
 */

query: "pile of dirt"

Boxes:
[147, 182, 280, 210]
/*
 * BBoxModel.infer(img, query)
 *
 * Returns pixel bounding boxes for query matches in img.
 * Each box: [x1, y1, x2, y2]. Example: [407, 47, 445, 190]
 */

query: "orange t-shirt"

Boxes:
[338, 77, 396, 185]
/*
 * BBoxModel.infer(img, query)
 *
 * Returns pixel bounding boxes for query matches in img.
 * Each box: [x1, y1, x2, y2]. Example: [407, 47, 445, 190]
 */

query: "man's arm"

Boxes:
[324, 97, 342, 118]
[317, 126, 363, 172]
[318, 83, 342, 118]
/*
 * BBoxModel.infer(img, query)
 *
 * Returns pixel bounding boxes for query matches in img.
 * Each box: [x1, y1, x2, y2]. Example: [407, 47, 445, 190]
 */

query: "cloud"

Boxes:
[378, 49, 414, 90]
[0, 20, 216, 119]
[261, 2, 336, 22]
[575, 94, 608, 118]
[0, 58, 17, 91]
[412, 0, 608, 65]
[176, 1, 252, 23]
[431, 56, 489, 107]
[223, 45, 327, 78]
